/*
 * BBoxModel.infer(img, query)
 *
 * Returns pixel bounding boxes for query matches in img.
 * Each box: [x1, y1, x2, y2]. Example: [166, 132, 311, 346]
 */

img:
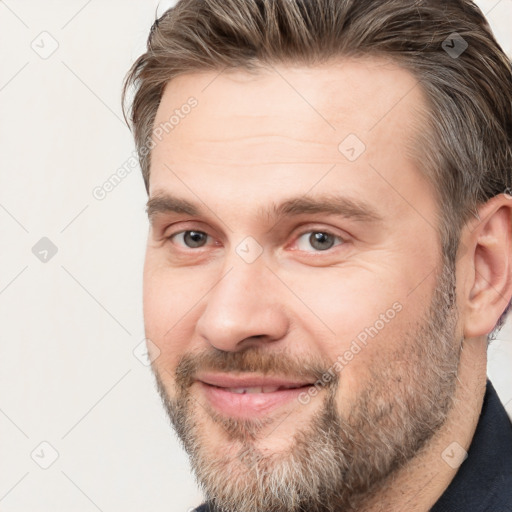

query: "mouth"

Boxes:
[196, 373, 316, 418]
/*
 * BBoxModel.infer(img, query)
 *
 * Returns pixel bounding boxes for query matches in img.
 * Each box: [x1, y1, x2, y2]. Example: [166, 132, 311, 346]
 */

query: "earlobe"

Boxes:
[463, 195, 512, 338]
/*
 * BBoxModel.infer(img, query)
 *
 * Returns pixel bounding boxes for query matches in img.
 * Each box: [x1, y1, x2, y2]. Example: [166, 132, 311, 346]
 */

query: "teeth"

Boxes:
[225, 386, 299, 394]
[227, 387, 279, 394]
[227, 386, 272, 394]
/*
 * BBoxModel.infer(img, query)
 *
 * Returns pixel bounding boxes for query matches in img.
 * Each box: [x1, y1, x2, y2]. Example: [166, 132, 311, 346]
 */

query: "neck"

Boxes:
[359, 336, 487, 512]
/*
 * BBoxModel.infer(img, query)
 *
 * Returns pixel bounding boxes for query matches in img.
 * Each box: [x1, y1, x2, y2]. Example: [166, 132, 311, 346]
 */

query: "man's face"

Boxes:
[143, 58, 462, 511]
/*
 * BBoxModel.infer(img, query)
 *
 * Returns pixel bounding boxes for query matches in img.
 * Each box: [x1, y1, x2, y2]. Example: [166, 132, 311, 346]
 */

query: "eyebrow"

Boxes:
[266, 195, 382, 223]
[146, 192, 382, 225]
[146, 194, 199, 220]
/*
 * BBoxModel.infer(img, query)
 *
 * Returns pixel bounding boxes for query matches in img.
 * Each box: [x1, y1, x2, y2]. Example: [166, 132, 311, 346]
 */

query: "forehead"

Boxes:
[152, 56, 425, 146]
[148, 57, 433, 222]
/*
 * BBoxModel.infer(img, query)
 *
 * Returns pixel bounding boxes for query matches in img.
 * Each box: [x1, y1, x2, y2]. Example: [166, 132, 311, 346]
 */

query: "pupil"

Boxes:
[310, 232, 333, 250]
[185, 231, 206, 248]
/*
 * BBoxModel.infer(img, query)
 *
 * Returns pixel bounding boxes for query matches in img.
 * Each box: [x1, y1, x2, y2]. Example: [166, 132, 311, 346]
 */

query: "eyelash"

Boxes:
[167, 227, 346, 253]
[294, 229, 344, 252]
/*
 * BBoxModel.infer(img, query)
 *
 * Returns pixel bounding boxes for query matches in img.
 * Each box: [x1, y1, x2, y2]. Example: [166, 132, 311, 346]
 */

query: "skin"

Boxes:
[142, 57, 512, 511]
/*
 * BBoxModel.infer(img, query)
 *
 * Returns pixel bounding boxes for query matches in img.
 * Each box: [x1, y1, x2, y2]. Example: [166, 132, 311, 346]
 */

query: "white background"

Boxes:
[0, 1, 511, 510]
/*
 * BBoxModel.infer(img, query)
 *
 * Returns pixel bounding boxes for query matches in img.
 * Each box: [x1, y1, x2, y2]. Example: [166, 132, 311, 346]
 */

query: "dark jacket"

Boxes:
[194, 380, 512, 511]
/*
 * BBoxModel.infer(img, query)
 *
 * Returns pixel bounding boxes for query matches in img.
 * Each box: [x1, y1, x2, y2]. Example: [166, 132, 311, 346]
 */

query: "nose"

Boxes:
[196, 260, 290, 352]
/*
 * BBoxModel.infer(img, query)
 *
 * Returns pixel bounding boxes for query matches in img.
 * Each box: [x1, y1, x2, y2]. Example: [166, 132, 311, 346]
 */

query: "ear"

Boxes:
[461, 194, 512, 338]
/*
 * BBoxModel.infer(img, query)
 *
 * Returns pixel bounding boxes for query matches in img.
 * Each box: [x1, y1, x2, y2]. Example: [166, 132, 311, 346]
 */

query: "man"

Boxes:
[122, 0, 512, 510]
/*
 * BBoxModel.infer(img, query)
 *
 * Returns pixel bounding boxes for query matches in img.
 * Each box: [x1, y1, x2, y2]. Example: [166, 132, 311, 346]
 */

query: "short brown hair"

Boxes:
[122, 0, 512, 330]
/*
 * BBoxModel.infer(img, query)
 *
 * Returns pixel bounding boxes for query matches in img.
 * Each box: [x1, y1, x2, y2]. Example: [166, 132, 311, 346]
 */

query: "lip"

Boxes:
[196, 373, 315, 418]
[198, 372, 314, 389]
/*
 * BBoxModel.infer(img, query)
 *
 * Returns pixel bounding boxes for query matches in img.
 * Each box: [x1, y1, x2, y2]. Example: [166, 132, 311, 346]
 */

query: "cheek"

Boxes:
[284, 263, 431, 374]
[296, 275, 423, 414]
[142, 261, 205, 369]
[284, 265, 407, 339]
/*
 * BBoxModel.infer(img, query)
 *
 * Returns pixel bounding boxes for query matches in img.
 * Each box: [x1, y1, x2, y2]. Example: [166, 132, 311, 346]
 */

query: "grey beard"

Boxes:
[154, 261, 461, 512]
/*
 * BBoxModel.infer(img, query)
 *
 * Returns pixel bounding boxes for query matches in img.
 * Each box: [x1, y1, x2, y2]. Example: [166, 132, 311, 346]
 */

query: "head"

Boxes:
[123, 1, 512, 511]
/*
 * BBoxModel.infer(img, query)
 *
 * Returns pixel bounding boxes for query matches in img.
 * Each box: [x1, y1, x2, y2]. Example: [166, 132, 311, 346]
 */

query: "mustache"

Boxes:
[174, 346, 339, 390]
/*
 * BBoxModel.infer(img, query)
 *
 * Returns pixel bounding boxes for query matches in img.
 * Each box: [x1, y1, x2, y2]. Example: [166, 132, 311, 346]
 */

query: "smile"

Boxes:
[220, 385, 304, 394]
[196, 373, 315, 418]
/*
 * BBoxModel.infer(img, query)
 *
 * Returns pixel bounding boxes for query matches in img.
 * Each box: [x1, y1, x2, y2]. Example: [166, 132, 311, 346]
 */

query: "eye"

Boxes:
[296, 231, 344, 252]
[171, 230, 210, 248]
